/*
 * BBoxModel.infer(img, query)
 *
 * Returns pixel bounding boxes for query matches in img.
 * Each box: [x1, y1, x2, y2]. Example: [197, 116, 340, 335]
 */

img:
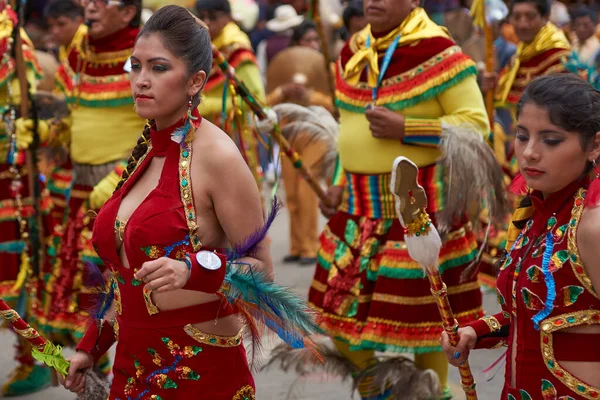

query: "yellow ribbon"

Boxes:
[495, 22, 570, 106]
[343, 8, 451, 87]
[470, 0, 486, 29]
[212, 21, 251, 51]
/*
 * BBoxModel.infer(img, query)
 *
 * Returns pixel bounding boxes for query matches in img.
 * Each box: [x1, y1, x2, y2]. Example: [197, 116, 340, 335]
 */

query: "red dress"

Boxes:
[468, 180, 600, 399]
[90, 117, 256, 399]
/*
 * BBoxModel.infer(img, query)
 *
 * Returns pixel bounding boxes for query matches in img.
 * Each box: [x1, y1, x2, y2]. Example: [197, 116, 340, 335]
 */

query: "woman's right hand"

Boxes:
[441, 326, 477, 367]
[58, 351, 94, 395]
[320, 185, 344, 219]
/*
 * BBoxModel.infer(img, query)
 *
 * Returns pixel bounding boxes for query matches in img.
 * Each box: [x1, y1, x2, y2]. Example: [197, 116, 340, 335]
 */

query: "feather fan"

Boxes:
[354, 356, 441, 400]
[436, 123, 509, 236]
[271, 103, 339, 181]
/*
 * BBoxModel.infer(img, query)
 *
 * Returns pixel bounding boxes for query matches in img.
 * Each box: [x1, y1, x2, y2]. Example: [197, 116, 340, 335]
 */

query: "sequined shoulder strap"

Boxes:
[178, 131, 202, 251]
[567, 188, 599, 300]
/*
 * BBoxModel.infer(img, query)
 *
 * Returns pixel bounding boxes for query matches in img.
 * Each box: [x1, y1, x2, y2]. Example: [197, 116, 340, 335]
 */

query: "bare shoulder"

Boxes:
[577, 205, 600, 268]
[191, 119, 247, 173]
[578, 205, 600, 239]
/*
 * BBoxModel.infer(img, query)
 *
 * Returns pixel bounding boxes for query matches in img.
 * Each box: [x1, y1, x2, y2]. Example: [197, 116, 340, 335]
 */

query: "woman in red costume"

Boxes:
[442, 74, 600, 399]
[55, 6, 316, 399]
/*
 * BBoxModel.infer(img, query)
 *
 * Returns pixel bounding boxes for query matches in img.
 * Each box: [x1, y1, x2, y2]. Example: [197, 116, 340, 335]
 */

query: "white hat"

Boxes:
[266, 5, 304, 33]
[231, 0, 260, 31]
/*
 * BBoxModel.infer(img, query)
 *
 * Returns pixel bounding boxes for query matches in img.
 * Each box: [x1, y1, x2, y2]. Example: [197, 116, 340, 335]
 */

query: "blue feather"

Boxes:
[171, 118, 191, 145]
[223, 263, 322, 346]
[82, 262, 114, 320]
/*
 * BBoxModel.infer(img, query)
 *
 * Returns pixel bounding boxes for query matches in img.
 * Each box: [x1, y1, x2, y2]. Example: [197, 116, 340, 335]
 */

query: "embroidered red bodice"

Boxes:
[472, 180, 600, 399]
[89, 115, 258, 399]
[92, 113, 235, 323]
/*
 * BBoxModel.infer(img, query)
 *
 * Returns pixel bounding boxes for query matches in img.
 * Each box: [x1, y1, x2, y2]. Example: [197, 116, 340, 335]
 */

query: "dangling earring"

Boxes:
[187, 96, 198, 121]
[585, 157, 600, 207]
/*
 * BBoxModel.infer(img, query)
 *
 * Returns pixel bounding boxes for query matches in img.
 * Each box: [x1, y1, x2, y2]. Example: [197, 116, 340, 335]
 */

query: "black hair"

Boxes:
[571, 5, 598, 24]
[122, 0, 143, 28]
[509, 0, 550, 18]
[195, 0, 231, 13]
[291, 20, 317, 46]
[43, 0, 83, 20]
[343, 0, 363, 28]
[138, 5, 212, 102]
[517, 74, 600, 150]
[117, 5, 212, 192]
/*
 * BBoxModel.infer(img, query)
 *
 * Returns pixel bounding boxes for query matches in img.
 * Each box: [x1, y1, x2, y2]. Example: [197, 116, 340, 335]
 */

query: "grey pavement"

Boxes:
[0, 199, 505, 399]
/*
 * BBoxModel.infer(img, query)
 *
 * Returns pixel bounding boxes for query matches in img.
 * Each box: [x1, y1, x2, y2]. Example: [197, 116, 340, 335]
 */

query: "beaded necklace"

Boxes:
[507, 194, 573, 327]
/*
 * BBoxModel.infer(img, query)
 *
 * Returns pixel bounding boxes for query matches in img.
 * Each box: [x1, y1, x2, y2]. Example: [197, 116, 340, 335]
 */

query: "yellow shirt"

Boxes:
[70, 105, 145, 165]
[338, 75, 488, 174]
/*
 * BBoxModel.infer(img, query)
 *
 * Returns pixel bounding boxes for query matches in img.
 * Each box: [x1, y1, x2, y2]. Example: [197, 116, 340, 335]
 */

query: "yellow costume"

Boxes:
[308, 9, 489, 399]
[199, 22, 265, 185]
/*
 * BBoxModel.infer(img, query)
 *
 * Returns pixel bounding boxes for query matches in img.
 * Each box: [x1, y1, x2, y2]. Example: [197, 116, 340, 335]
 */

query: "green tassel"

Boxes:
[31, 342, 69, 378]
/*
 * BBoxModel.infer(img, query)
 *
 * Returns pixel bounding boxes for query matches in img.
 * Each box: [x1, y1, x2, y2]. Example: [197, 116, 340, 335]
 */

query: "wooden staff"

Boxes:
[11, 0, 45, 270]
[390, 157, 478, 400]
[212, 46, 332, 207]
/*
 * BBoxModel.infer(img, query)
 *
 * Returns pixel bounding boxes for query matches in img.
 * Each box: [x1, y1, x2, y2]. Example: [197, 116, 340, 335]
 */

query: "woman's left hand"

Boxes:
[365, 106, 405, 139]
[135, 257, 190, 293]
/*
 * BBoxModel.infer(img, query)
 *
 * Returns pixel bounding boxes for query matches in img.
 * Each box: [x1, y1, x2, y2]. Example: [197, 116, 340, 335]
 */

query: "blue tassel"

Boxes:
[532, 231, 556, 330]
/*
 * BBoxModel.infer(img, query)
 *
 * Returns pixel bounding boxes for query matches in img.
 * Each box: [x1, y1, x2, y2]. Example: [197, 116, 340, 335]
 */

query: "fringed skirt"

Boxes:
[0, 163, 52, 309]
[30, 181, 97, 345]
[308, 168, 484, 354]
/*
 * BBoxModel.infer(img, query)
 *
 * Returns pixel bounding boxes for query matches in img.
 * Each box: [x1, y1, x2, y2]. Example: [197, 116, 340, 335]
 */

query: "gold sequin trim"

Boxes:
[540, 310, 600, 399]
[232, 385, 255, 400]
[143, 288, 159, 315]
[184, 324, 242, 347]
[481, 315, 502, 333]
[15, 326, 39, 340]
[0, 309, 20, 323]
[179, 131, 202, 251]
[567, 189, 599, 300]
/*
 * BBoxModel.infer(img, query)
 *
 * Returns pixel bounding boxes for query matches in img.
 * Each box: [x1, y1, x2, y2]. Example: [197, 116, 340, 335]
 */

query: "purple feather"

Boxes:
[225, 197, 281, 260]
[81, 261, 113, 320]
[83, 261, 106, 288]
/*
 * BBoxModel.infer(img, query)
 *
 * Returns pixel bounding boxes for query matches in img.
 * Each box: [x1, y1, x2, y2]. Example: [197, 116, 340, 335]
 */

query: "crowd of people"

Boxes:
[0, 0, 598, 399]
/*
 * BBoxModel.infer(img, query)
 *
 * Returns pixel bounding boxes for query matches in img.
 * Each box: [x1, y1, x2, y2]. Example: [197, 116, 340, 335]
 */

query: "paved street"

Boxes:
[0, 200, 505, 399]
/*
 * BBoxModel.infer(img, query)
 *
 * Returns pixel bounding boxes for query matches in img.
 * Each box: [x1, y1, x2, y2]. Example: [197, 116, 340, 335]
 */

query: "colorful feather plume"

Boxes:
[225, 197, 282, 260]
[223, 264, 322, 357]
[81, 262, 113, 321]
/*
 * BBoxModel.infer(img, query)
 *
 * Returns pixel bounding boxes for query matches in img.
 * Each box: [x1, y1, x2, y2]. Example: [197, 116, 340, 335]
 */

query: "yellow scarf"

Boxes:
[212, 21, 251, 51]
[495, 22, 570, 106]
[343, 8, 451, 87]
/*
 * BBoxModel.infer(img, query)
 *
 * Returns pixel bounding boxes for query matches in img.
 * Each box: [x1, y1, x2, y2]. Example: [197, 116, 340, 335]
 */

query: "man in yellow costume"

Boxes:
[44, 0, 87, 63]
[27, 0, 145, 380]
[196, 0, 265, 185]
[307, 0, 489, 398]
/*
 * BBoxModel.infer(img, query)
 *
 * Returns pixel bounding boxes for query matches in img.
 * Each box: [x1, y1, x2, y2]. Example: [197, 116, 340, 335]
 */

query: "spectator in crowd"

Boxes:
[571, 6, 600, 66]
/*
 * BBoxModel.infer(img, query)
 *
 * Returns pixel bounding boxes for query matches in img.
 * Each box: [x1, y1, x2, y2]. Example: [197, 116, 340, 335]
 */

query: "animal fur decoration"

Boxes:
[262, 342, 441, 400]
[269, 103, 338, 181]
[77, 371, 110, 400]
[435, 123, 509, 235]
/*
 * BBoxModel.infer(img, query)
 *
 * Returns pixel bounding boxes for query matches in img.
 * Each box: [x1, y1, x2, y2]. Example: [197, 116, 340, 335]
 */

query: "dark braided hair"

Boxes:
[115, 123, 152, 192]
[115, 6, 213, 192]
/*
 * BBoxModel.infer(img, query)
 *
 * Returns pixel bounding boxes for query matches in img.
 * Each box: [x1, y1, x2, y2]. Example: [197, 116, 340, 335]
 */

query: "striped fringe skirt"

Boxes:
[308, 167, 484, 353]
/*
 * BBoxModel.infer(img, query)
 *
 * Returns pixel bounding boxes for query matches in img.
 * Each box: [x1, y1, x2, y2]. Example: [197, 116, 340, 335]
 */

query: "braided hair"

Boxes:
[114, 122, 152, 192]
